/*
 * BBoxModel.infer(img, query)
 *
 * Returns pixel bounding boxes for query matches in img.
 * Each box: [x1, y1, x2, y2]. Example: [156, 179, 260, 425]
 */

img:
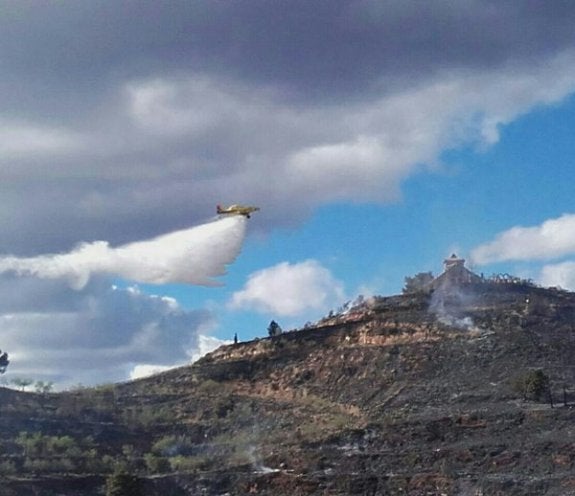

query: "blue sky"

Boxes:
[1, 1, 575, 387]
[130, 90, 575, 347]
[168, 91, 575, 343]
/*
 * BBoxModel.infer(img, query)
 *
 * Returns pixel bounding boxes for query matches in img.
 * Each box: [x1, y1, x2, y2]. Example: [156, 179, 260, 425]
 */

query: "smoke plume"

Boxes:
[429, 287, 480, 332]
[0, 216, 247, 289]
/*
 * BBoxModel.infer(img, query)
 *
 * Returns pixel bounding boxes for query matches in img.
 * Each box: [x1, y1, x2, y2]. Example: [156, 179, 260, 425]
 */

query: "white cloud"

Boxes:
[471, 213, 575, 292]
[229, 260, 345, 317]
[471, 213, 575, 264]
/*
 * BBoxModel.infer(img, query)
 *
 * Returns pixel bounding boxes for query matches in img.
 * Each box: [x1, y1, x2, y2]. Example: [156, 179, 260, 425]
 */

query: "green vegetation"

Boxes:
[105, 470, 142, 496]
[0, 460, 17, 475]
[143, 453, 170, 474]
[0, 349, 8, 374]
[1, 432, 115, 476]
[151, 434, 193, 456]
[11, 377, 33, 391]
[267, 320, 282, 337]
[34, 380, 54, 393]
[168, 455, 208, 472]
[16, 432, 83, 458]
[402, 272, 434, 294]
[514, 369, 550, 401]
[121, 405, 174, 427]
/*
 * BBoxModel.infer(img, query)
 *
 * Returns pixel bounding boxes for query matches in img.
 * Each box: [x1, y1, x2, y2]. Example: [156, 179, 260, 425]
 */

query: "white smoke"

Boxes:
[0, 216, 247, 289]
[429, 288, 480, 332]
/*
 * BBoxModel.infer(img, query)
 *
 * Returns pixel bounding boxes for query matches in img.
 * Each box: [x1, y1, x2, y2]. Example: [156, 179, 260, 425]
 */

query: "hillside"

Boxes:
[1, 281, 575, 495]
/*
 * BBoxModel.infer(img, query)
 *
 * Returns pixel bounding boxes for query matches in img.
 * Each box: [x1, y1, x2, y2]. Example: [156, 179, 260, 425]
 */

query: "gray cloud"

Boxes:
[1, 2, 575, 253]
[2, 1, 574, 105]
[3, 51, 575, 254]
[0, 276, 212, 388]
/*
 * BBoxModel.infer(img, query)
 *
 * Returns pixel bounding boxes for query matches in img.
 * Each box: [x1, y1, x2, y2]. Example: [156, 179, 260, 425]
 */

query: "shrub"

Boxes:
[84, 451, 113, 474]
[151, 435, 194, 457]
[403, 272, 434, 294]
[105, 470, 142, 496]
[0, 459, 17, 475]
[16, 432, 82, 458]
[168, 455, 206, 472]
[514, 369, 550, 401]
[122, 406, 173, 427]
[48, 435, 81, 456]
[197, 379, 222, 396]
[143, 453, 171, 474]
[22, 457, 75, 473]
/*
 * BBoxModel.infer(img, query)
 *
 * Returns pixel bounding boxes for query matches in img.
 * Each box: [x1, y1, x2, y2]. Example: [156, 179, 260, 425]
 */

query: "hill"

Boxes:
[1, 281, 575, 495]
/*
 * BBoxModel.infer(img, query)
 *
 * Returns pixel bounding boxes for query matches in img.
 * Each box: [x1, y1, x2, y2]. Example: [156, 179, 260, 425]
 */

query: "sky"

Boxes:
[1, 0, 575, 388]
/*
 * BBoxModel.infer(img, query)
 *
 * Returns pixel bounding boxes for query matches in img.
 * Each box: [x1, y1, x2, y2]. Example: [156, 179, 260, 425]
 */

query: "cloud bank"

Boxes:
[230, 260, 345, 317]
[0, 217, 246, 387]
[0, 217, 246, 288]
[471, 214, 575, 264]
[471, 213, 575, 291]
[0, 278, 213, 388]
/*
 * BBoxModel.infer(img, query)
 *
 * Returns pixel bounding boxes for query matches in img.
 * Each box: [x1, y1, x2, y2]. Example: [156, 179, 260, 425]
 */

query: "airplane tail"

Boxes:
[217, 205, 223, 214]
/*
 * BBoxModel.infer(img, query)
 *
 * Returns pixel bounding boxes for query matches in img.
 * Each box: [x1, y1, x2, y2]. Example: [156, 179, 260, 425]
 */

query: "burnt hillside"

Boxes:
[1, 282, 575, 495]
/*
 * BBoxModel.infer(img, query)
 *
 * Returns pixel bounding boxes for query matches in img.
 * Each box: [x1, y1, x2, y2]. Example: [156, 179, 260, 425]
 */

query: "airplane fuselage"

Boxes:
[217, 204, 260, 218]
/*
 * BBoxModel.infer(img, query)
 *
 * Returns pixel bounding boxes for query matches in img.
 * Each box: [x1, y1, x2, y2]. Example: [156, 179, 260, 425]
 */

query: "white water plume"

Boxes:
[0, 216, 247, 289]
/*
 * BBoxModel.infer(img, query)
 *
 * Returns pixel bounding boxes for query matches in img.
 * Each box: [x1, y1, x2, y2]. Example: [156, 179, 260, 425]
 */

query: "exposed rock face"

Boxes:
[1, 283, 575, 495]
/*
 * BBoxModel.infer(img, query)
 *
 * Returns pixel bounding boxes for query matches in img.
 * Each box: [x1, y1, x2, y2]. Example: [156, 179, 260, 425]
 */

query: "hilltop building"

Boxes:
[429, 254, 482, 291]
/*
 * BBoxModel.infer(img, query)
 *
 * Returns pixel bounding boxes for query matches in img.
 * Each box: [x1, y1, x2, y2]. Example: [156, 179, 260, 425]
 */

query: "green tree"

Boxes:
[34, 381, 54, 393]
[402, 272, 434, 294]
[0, 349, 8, 374]
[16, 431, 46, 456]
[11, 377, 33, 391]
[515, 369, 550, 401]
[105, 470, 142, 496]
[267, 320, 282, 337]
[143, 453, 170, 474]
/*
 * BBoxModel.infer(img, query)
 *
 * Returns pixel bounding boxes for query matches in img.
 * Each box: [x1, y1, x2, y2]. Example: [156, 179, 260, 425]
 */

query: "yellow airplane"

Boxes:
[217, 204, 260, 218]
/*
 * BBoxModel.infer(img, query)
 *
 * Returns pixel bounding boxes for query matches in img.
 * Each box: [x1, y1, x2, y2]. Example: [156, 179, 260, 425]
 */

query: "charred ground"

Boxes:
[1, 282, 575, 495]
